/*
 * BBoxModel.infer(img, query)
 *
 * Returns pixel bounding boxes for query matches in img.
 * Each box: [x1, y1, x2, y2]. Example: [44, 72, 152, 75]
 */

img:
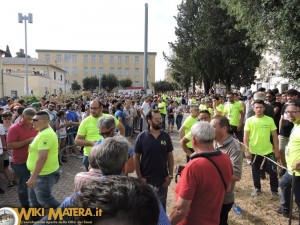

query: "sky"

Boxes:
[0, 0, 182, 81]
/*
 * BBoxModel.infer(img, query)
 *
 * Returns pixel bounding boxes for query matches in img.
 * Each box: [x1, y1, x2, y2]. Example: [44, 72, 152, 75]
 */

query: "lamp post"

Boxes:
[18, 13, 33, 96]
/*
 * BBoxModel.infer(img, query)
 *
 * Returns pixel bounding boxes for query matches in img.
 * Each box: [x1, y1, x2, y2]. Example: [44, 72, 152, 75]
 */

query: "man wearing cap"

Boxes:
[179, 104, 200, 162]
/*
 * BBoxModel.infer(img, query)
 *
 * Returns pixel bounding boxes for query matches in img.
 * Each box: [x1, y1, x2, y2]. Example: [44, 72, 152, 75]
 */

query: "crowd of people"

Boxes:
[0, 86, 299, 225]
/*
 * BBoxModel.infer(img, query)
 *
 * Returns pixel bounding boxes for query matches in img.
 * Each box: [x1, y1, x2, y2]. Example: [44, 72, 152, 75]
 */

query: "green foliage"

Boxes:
[16, 48, 31, 58]
[165, 0, 260, 93]
[119, 78, 133, 88]
[71, 80, 81, 92]
[21, 95, 39, 104]
[152, 81, 175, 93]
[5, 45, 12, 57]
[82, 76, 99, 92]
[101, 74, 119, 93]
[221, 0, 300, 81]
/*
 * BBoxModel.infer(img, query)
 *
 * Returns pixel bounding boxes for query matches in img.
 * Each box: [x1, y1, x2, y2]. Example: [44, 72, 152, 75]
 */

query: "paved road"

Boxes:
[0, 155, 85, 208]
[0, 120, 185, 209]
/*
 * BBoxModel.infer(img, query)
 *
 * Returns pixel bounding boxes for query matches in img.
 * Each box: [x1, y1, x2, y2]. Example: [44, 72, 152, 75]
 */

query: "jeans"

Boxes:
[280, 172, 300, 223]
[176, 115, 183, 130]
[219, 202, 234, 225]
[11, 162, 31, 207]
[83, 155, 89, 171]
[155, 185, 168, 212]
[161, 114, 166, 130]
[28, 169, 61, 208]
[251, 153, 278, 192]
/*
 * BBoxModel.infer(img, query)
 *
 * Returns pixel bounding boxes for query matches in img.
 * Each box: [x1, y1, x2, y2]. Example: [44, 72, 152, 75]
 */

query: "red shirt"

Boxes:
[7, 120, 38, 164]
[175, 153, 232, 225]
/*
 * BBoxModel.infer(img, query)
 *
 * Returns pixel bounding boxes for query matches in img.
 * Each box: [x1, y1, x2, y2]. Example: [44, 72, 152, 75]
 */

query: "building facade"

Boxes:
[36, 49, 156, 90]
[1, 57, 68, 97]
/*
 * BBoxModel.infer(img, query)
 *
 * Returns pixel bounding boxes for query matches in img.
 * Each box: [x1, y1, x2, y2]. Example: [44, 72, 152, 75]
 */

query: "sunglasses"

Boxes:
[32, 118, 39, 122]
[99, 129, 113, 137]
[2, 117, 12, 120]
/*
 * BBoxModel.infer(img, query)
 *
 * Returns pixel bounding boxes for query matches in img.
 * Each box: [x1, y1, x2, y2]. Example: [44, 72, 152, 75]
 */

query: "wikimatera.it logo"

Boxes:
[0, 207, 103, 225]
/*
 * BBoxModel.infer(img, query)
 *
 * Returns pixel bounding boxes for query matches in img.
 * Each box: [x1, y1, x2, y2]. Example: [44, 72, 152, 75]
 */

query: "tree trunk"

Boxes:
[203, 79, 211, 94]
[226, 81, 231, 93]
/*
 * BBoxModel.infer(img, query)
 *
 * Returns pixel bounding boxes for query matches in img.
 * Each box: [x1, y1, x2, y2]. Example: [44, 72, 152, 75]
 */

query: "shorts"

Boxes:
[168, 118, 175, 125]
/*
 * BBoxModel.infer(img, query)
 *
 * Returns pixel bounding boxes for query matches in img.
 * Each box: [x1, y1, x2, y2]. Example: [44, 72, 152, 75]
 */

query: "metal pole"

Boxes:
[288, 172, 295, 225]
[24, 19, 29, 95]
[143, 3, 148, 92]
[99, 75, 101, 94]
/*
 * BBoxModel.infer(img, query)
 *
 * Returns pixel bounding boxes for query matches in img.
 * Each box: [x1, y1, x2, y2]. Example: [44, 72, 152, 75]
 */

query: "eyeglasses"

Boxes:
[285, 111, 300, 114]
[13, 109, 18, 111]
[154, 117, 163, 122]
[3, 117, 12, 120]
[99, 129, 113, 137]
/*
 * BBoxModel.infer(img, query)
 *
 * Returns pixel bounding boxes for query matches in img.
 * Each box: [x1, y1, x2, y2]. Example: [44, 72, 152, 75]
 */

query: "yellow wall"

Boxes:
[1, 63, 68, 97]
[36, 50, 156, 89]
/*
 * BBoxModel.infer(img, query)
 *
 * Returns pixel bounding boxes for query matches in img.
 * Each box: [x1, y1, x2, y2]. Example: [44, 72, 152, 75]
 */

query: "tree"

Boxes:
[16, 48, 31, 58]
[5, 45, 12, 57]
[82, 76, 99, 92]
[165, 0, 260, 93]
[221, 0, 300, 81]
[119, 78, 133, 88]
[152, 81, 175, 93]
[71, 80, 81, 92]
[101, 74, 119, 93]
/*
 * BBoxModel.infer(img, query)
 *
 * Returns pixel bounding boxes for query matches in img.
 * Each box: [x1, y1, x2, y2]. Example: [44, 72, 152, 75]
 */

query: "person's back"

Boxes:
[175, 152, 232, 225]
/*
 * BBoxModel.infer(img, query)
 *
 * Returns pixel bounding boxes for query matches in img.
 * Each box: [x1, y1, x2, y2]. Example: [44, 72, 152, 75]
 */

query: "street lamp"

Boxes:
[18, 13, 33, 96]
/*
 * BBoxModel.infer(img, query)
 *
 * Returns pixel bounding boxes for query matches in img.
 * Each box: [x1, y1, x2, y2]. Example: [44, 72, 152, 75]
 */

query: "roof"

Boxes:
[36, 49, 157, 56]
[2, 57, 66, 72]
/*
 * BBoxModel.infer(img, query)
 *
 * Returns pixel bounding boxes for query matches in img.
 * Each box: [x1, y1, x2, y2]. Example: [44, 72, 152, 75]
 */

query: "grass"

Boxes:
[167, 131, 299, 225]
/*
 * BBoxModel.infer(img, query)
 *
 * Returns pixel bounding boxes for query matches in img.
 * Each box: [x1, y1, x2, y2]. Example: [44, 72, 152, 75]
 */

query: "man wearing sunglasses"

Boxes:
[75, 98, 125, 171]
[26, 111, 61, 208]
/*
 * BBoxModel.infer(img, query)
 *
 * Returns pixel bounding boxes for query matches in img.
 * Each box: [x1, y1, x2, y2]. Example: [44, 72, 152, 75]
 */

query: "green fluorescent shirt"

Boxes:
[182, 115, 198, 148]
[27, 127, 59, 175]
[224, 102, 243, 126]
[286, 124, 300, 176]
[244, 116, 277, 155]
[77, 114, 119, 156]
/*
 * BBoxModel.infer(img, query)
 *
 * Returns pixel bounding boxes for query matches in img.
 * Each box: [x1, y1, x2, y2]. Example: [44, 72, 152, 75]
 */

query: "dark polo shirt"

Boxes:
[134, 130, 173, 186]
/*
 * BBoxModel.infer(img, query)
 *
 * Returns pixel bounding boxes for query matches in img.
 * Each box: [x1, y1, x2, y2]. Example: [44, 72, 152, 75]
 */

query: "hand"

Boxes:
[163, 176, 172, 188]
[237, 125, 242, 132]
[292, 161, 300, 171]
[26, 177, 36, 188]
[245, 151, 252, 161]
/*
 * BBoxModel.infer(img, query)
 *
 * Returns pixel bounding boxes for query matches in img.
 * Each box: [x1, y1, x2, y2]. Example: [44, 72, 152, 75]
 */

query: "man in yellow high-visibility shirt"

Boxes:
[158, 97, 167, 130]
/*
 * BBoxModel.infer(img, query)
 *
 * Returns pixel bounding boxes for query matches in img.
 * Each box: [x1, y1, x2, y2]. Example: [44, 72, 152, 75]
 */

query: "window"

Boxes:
[84, 67, 88, 76]
[134, 81, 140, 86]
[56, 55, 61, 62]
[125, 68, 130, 76]
[110, 56, 114, 63]
[91, 67, 96, 76]
[64, 67, 69, 74]
[134, 68, 139, 76]
[54, 89, 57, 95]
[45, 54, 50, 62]
[118, 68, 122, 76]
[99, 56, 104, 63]
[72, 55, 77, 63]
[92, 55, 96, 63]
[118, 56, 122, 63]
[54, 71, 56, 80]
[125, 56, 129, 63]
[64, 53, 70, 62]
[60, 75, 63, 81]
[98, 67, 104, 75]
[135, 56, 139, 64]
[84, 55, 88, 63]
[72, 67, 78, 75]
[11, 90, 17, 98]
[109, 67, 115, 74]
